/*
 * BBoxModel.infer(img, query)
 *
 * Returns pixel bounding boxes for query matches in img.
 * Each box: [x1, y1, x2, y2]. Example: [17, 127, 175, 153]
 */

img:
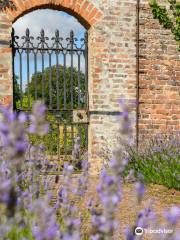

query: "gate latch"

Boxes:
[73, 110, 88, 123]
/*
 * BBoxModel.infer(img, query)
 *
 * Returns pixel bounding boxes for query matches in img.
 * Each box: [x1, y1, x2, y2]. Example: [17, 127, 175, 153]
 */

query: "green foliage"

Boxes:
[26, 65, 86, 110]
[149, 0, 180, 50]
[6, 225, 34, 240]
[125, 137, 180, 190]
[15, 65, 87, 157]
[150, 0, 173, 28]
[14, 76, 21, 103]
[6, 210, 34, 240]
[16, 95, 34, 109]
[16, 94, 87, 158]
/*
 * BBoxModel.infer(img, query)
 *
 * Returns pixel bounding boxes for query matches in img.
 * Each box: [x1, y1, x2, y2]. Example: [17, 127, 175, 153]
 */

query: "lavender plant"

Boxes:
[88, 100, 180, 240]
[0, 101, 58, 239]
[88, 100, 136, 239]
[0, 100, 179, 240]
[126, 133, 180, 190]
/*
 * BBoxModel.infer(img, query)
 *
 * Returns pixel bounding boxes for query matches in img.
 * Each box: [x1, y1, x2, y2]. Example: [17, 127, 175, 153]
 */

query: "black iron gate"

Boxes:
[11, 28, 88, 169]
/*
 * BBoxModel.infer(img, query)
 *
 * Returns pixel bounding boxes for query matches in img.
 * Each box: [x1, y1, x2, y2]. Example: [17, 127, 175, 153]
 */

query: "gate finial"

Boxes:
[55, 29, 59, 38]
[41, 29, 44, 36]
[26, 28, 30, 37]
[70, 30, 74, 43]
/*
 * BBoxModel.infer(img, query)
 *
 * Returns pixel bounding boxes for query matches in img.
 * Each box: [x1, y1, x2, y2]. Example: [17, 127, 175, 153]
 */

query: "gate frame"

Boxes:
[11, 26, 90, 166]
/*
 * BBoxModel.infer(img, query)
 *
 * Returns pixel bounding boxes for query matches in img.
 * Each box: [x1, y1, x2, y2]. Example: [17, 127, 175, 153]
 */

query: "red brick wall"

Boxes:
[0, 13, 12, 106]
[139, 2, 180, 137]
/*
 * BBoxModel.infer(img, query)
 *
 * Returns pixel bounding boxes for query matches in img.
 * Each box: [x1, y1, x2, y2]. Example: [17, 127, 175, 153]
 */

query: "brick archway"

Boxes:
[5, 0, 102, 28]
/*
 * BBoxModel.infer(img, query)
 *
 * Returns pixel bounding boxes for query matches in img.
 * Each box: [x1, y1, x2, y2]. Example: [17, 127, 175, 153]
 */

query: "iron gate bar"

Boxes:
[70, 30, 74, 109]
[34, 52, 38, 100]
[41, 47, 45, 100]
[84, 32, 88, 107]
[48, 52, 52, 110]
[63, 53, 67, 110]
[27, 46, 30, 110]
[19, 52, 23, 109]
[78, 54, 81, 108]
[11, 28, 16, 110]
[56, 50, 60, 110]
[57, 117, 60, 161]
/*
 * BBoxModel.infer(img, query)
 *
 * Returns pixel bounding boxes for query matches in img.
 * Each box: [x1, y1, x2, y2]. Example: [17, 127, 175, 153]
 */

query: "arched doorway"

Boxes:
[12, 9, 89, 169]
[0, 1, 105, 173]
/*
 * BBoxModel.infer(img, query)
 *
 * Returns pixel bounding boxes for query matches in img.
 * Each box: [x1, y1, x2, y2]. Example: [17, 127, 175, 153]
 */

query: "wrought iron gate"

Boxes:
[11, 28, 88, 169]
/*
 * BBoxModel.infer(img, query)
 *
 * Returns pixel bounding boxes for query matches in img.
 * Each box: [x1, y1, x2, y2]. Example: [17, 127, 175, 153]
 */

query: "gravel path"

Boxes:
[80, 177, 180, 239]
[49, 175, 180, 239]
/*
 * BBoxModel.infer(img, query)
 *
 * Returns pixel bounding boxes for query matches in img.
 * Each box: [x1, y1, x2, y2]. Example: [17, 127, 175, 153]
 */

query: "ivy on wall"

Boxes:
[0, 0, 16, 10]
[149, 0, 180, 50]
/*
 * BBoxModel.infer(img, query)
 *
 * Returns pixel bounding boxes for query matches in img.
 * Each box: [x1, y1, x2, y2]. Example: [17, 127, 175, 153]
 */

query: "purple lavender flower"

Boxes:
[124, 227, 136, 240]
[18, 112, 27, 123]
[31, 197, 60, 240]
[164, 206, 180, 225]
[0, 179, 12, 204]
[135, 182, 145, 203]
[72, 136, 81, 161]
[29, 101, 49, 136]
[61, 232, 80, 240]
[90, 99, 135, 239]
[56, 163, 82, 239]
[90, 167, 121, 239]
[0, 105, 28, 166]
[76, 158, 89, 197]
[170, 231, 180, 240]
